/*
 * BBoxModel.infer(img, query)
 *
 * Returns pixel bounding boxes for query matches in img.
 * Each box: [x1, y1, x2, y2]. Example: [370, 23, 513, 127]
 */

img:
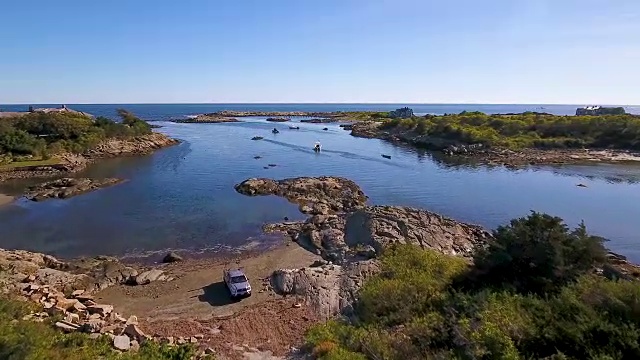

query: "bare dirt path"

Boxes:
[96, 244, 322, 358]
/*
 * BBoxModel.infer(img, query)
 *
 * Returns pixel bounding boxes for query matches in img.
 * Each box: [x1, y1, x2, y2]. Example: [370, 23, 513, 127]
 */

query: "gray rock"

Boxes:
[271, 260, 380, 319]
[134, 269, 165, 285]
[86, 304, 114, 316]
[55, 321, 80, 332]
[162, 252, 183, 263]
[81, 319, 105, 333]
[113, 335, 131, 351]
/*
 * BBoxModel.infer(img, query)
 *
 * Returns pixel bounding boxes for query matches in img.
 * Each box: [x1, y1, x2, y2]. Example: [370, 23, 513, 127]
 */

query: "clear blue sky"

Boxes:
[1, 0, 638, 104]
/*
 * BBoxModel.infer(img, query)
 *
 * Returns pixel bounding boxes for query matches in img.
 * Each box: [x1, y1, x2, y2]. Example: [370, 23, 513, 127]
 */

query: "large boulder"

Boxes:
[271, 260, 380, 319]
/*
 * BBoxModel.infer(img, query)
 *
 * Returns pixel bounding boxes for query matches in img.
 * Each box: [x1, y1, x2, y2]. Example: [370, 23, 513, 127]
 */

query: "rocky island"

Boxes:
[24, 178, 124, 201]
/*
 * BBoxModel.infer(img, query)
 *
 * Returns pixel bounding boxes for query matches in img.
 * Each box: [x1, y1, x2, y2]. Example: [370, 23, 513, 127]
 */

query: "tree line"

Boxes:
[0, 109, 151, 164]
[379, 111, 640, 150]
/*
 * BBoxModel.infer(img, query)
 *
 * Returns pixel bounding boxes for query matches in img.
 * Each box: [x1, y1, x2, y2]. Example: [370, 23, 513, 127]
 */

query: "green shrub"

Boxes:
[305, 214, 639, 360]
[0, 109, 154, 160]
[470, 212, 607, 295]
[376, 112, 640, 150]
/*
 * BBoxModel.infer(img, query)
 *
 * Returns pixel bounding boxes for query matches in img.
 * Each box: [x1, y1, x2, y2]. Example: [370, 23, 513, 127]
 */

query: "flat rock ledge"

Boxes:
[25, 177, 124, 201]
[234, 176, 368, 215]
[84, 133, 180, 158]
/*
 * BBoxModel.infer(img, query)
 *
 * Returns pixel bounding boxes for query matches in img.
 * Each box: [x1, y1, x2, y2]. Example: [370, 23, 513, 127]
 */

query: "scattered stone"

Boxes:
[134, 269, 165, 285]
[82, 319, 105, 333]
[73, 301, 87, 312]
[24, 274, 36, 282]
[56, 297, 78, 310]
[577, 183, 588, 187]
[113, 335, 131, 351]
[55, 321, 80, 332]
[71, 289, 85, 297]
[124, 324, 149, 342]
[64, 312, 80, 324]
[75, 294, 94, 302]
[87, 304, 114, 316]
[190, 336, 198, 343]
[130, 340, 140, 352]
[251, 136, 264, 141]
[162, 252, 183, 263]
[89, 333, 101, 339]
[125, 315, 138, 325]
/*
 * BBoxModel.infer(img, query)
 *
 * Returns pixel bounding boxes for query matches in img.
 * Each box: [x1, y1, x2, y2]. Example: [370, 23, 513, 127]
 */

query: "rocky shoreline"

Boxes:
[2, 175, 640, 359]
[0, 132, 179, 183]
[173, 116, 240, 124]
[349, 122, 640, 166]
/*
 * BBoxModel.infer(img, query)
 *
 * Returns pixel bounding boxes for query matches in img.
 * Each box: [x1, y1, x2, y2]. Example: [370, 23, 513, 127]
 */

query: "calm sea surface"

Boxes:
[1, 104, 640, 261]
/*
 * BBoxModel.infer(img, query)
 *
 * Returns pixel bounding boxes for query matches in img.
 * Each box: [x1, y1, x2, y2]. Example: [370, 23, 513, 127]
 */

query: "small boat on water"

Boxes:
[272, 128, 279, 134]
[289, 126, 300, 130]
[382, 154, 391, 159]
[322, 127, 329, 131]
[314, 141, 322, 152]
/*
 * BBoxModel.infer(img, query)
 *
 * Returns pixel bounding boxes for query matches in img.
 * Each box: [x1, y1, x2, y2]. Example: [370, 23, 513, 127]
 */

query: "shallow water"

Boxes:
[1, 116, 640, 261]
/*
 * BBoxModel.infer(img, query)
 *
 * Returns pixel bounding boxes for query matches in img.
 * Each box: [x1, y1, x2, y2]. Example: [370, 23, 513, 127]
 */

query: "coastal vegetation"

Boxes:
[305, 212, 640, 360]
[0, 296, 203, 360]
[377, 111, 640, 150]
[0, 109, 152, 166]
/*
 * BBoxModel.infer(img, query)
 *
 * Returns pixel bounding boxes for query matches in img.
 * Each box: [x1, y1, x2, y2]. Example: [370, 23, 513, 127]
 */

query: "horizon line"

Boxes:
[2, 102, 639, 106]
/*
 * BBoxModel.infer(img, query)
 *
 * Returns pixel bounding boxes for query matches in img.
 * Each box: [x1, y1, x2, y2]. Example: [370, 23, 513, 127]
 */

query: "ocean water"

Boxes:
[1, 105, 640, 261]
[2, 103, 639, 121]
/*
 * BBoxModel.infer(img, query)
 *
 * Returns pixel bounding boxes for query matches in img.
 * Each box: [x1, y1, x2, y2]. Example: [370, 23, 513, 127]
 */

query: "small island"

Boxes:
[266, 117, 291, 122]
[172, 115, 239, 123]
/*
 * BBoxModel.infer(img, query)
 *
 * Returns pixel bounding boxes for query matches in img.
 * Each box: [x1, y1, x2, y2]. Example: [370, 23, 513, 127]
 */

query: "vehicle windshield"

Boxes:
[230, 275, 248, 284]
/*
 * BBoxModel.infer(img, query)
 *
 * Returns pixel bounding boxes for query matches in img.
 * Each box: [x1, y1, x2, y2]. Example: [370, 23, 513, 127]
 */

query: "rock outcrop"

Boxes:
[85, 133, 179, 158]
[234, 176, 368, 214]
[271, 260, 380, 319]
[0, 249, 172, 295]
[25, 178, 124, 201]
[236, 176, 492, 317]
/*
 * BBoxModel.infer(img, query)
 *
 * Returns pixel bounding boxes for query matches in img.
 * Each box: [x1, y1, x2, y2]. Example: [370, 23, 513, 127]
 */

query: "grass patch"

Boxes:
[0, 158, 62, 170]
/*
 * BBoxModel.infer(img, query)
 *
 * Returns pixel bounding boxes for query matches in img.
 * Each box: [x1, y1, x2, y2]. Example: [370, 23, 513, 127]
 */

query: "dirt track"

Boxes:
[96, 244, 322, 358]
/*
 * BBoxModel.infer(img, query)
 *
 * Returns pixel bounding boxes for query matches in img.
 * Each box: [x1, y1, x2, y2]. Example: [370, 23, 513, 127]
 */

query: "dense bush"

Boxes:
[0, 296, 209, 360]
[305, 213, 639, 360]
[0, 109, 152, 163]
[378, 111, 640, 150]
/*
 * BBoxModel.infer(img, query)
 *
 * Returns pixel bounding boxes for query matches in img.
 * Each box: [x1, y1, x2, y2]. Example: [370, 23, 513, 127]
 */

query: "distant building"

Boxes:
[576, 106, 626, 116]
[388, 107, 414, 118]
